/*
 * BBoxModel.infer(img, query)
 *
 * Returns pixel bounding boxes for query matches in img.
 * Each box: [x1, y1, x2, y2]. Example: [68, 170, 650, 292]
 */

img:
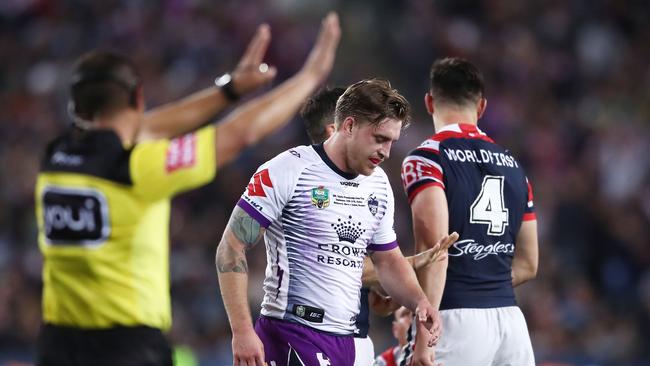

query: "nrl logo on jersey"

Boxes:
[367, 194, 379, 216]
[311, 186, 330, 209]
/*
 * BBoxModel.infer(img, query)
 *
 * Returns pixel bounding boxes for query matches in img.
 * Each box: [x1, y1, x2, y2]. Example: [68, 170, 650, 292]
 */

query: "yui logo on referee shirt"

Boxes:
[42, 186, 110, 246]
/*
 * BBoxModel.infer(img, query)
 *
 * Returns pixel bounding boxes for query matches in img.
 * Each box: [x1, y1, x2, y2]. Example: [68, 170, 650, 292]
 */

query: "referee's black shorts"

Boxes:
[37, 324, 173, 366]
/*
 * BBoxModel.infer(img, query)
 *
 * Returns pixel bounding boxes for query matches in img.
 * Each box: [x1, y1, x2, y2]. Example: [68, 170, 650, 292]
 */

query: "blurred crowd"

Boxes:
[0, 0, 648, 365]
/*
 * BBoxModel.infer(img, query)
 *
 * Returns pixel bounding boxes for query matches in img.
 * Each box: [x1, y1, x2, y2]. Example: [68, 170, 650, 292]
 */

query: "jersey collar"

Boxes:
[312, 143, 359, 180]
[435, 123, 494, 142]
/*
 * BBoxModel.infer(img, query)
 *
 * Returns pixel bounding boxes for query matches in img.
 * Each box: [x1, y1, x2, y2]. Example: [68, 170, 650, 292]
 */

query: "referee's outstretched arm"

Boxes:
[140, 23, 278, 141]
[213, 12, 340, 166]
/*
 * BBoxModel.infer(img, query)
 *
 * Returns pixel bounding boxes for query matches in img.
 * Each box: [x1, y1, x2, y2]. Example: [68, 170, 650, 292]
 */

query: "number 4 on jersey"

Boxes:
[470, 175, 509, 236]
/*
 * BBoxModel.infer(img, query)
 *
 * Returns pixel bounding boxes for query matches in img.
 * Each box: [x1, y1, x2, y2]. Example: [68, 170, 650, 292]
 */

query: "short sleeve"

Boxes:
[368, 177, 398, 251]
[401, 148, 445, 204]
[237, 153, 298, 228]
[523, 177, 536, 221]
[130, 125, 216, 201]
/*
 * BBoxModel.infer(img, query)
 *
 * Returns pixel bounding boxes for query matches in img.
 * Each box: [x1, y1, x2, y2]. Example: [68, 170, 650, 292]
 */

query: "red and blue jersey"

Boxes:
[401, 123, 536, 310]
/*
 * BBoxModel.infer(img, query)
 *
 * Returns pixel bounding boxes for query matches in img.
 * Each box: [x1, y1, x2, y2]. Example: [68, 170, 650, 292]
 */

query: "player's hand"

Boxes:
[232, 327, 265, 366]
[368, 287, 401, 316]
[414, 299, 441, 347]
[411, 341, 441, 366]
[299, 12, 341, 81]
[231, 24, 278, 96]
[413, 232, 459, 270]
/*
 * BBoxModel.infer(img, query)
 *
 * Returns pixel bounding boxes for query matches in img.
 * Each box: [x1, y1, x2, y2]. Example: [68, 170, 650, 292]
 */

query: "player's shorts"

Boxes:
[353, 335, 375, 366]
[36, 324, 173, 366]
[398, 306, 535, 366]
[255, 316, 355, 366]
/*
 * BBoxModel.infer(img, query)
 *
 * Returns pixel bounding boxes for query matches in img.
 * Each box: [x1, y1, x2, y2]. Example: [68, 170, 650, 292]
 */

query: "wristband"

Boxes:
[215, 73, 240, 101]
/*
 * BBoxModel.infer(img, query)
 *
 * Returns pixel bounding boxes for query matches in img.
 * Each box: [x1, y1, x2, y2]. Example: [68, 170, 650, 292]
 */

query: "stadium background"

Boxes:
[0, 0, 648, 365]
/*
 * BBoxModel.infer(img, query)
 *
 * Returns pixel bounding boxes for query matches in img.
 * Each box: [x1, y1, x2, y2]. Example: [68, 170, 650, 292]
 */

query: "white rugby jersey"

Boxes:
[238, 144, 398, 334]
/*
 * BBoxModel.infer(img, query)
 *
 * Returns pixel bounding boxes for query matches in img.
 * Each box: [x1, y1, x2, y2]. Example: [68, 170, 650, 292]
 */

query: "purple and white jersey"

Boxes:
[238, 144, 397, 334]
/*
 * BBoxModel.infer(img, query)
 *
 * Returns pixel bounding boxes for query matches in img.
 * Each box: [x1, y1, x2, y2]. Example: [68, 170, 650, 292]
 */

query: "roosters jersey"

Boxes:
[238, 144, 398, 334]
[401, 123, 536, 310]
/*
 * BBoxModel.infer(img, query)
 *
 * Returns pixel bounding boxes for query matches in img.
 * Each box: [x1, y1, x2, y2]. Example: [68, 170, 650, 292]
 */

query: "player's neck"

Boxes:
[433, 109, 478, 133]
[94, 109, 141, 146]
[323, 134, 354, 174]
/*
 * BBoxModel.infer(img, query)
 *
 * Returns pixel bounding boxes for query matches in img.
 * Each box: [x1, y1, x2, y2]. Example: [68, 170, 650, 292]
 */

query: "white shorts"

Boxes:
[400, 306, 534, 366]
[354, 336, 375, 366]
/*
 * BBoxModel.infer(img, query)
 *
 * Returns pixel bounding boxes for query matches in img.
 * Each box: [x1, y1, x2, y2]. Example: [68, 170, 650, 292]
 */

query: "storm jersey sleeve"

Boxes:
[368, 171, 398, 251]
[236, 150, 300, 227]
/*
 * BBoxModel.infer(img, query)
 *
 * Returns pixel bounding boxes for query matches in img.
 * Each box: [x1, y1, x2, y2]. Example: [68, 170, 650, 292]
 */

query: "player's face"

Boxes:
[347, 118, 402, 176]
[392, 307, 412, 345]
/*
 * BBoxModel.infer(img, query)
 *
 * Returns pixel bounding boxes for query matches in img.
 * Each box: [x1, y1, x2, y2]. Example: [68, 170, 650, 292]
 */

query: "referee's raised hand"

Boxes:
[299, 12, 341, 83]
[232, 24, 277, 96]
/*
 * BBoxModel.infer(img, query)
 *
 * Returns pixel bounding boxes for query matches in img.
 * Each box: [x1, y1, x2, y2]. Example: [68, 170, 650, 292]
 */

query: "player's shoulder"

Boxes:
[261, 145, 319, 171]
[402, 136, 442, 167]
[414, 136, 442, 154]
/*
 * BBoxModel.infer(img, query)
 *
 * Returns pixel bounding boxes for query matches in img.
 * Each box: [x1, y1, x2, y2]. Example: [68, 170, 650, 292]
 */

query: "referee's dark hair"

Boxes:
[300, 87, 346, 144]
[70, 51, 141, 121]
[429, 57, 485, 107]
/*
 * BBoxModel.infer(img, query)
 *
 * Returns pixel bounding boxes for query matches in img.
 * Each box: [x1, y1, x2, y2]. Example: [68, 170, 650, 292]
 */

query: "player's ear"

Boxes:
[342, 116, 355, 135]
[325, 123, 336, 137]
[477, 97, 487, 119]
[424, 93, 434, 115]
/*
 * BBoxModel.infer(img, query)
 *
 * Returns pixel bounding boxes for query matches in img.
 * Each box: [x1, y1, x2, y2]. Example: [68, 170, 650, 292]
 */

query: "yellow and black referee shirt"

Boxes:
[35, 125, 216, 330]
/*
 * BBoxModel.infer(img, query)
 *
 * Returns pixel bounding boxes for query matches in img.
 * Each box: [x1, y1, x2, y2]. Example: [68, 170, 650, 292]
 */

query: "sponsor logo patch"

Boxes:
[367, 194, 378, 216]
[311, 185, 330, 209]
[247, 169, 273, 197]
[42, 186, 110, 246]
[166, 133, 196, 172]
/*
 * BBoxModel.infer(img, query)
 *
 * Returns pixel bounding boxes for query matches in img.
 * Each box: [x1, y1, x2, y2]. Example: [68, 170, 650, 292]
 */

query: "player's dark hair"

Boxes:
[300, 87, 346, 144]
[429, 57, 484, 107]
[335, 79, 411, 129]
[70, 50, 141, 121]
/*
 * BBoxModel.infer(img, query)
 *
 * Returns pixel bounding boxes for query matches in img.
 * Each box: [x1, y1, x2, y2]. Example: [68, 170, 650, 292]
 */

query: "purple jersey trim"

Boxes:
[367, 240, 398, 252]
[237, 198, 271, 228]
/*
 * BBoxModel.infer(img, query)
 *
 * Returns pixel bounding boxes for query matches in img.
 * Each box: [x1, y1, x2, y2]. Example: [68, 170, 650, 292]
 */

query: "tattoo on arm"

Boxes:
[230, 208, 264, 247]
[216, 207, 265, 274]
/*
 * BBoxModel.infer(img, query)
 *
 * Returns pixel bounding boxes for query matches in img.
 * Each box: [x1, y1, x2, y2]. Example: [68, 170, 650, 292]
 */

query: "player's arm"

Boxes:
[213, 12, 340, 166]
[411, 187, 454, 309]
[409, 186, 456, 366]
[216, 206, 267, 366]
[511, 220, 538, 287]
[369, 247, 440, 348]
[367, 288, 401, 317]
[361, 240, 453, 289]
[139, 24, 277, 141]
[369, 247, 430, 313]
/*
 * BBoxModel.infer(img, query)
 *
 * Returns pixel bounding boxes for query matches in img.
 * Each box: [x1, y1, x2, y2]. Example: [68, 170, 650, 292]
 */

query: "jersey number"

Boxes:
[470, 176, 509, 236]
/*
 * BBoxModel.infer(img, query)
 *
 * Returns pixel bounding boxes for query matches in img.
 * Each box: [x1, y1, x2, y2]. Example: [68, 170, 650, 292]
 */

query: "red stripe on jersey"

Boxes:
[522, 212, 537, 221]
[418, 146, 439, 154]
[421, 163, 443, 181]
[408, 181, 444, 204]
[526, 180, 534, 202]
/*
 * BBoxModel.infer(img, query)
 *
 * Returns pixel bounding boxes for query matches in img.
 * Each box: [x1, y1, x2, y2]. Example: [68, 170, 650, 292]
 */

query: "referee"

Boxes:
[34, 13, 340, 366]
